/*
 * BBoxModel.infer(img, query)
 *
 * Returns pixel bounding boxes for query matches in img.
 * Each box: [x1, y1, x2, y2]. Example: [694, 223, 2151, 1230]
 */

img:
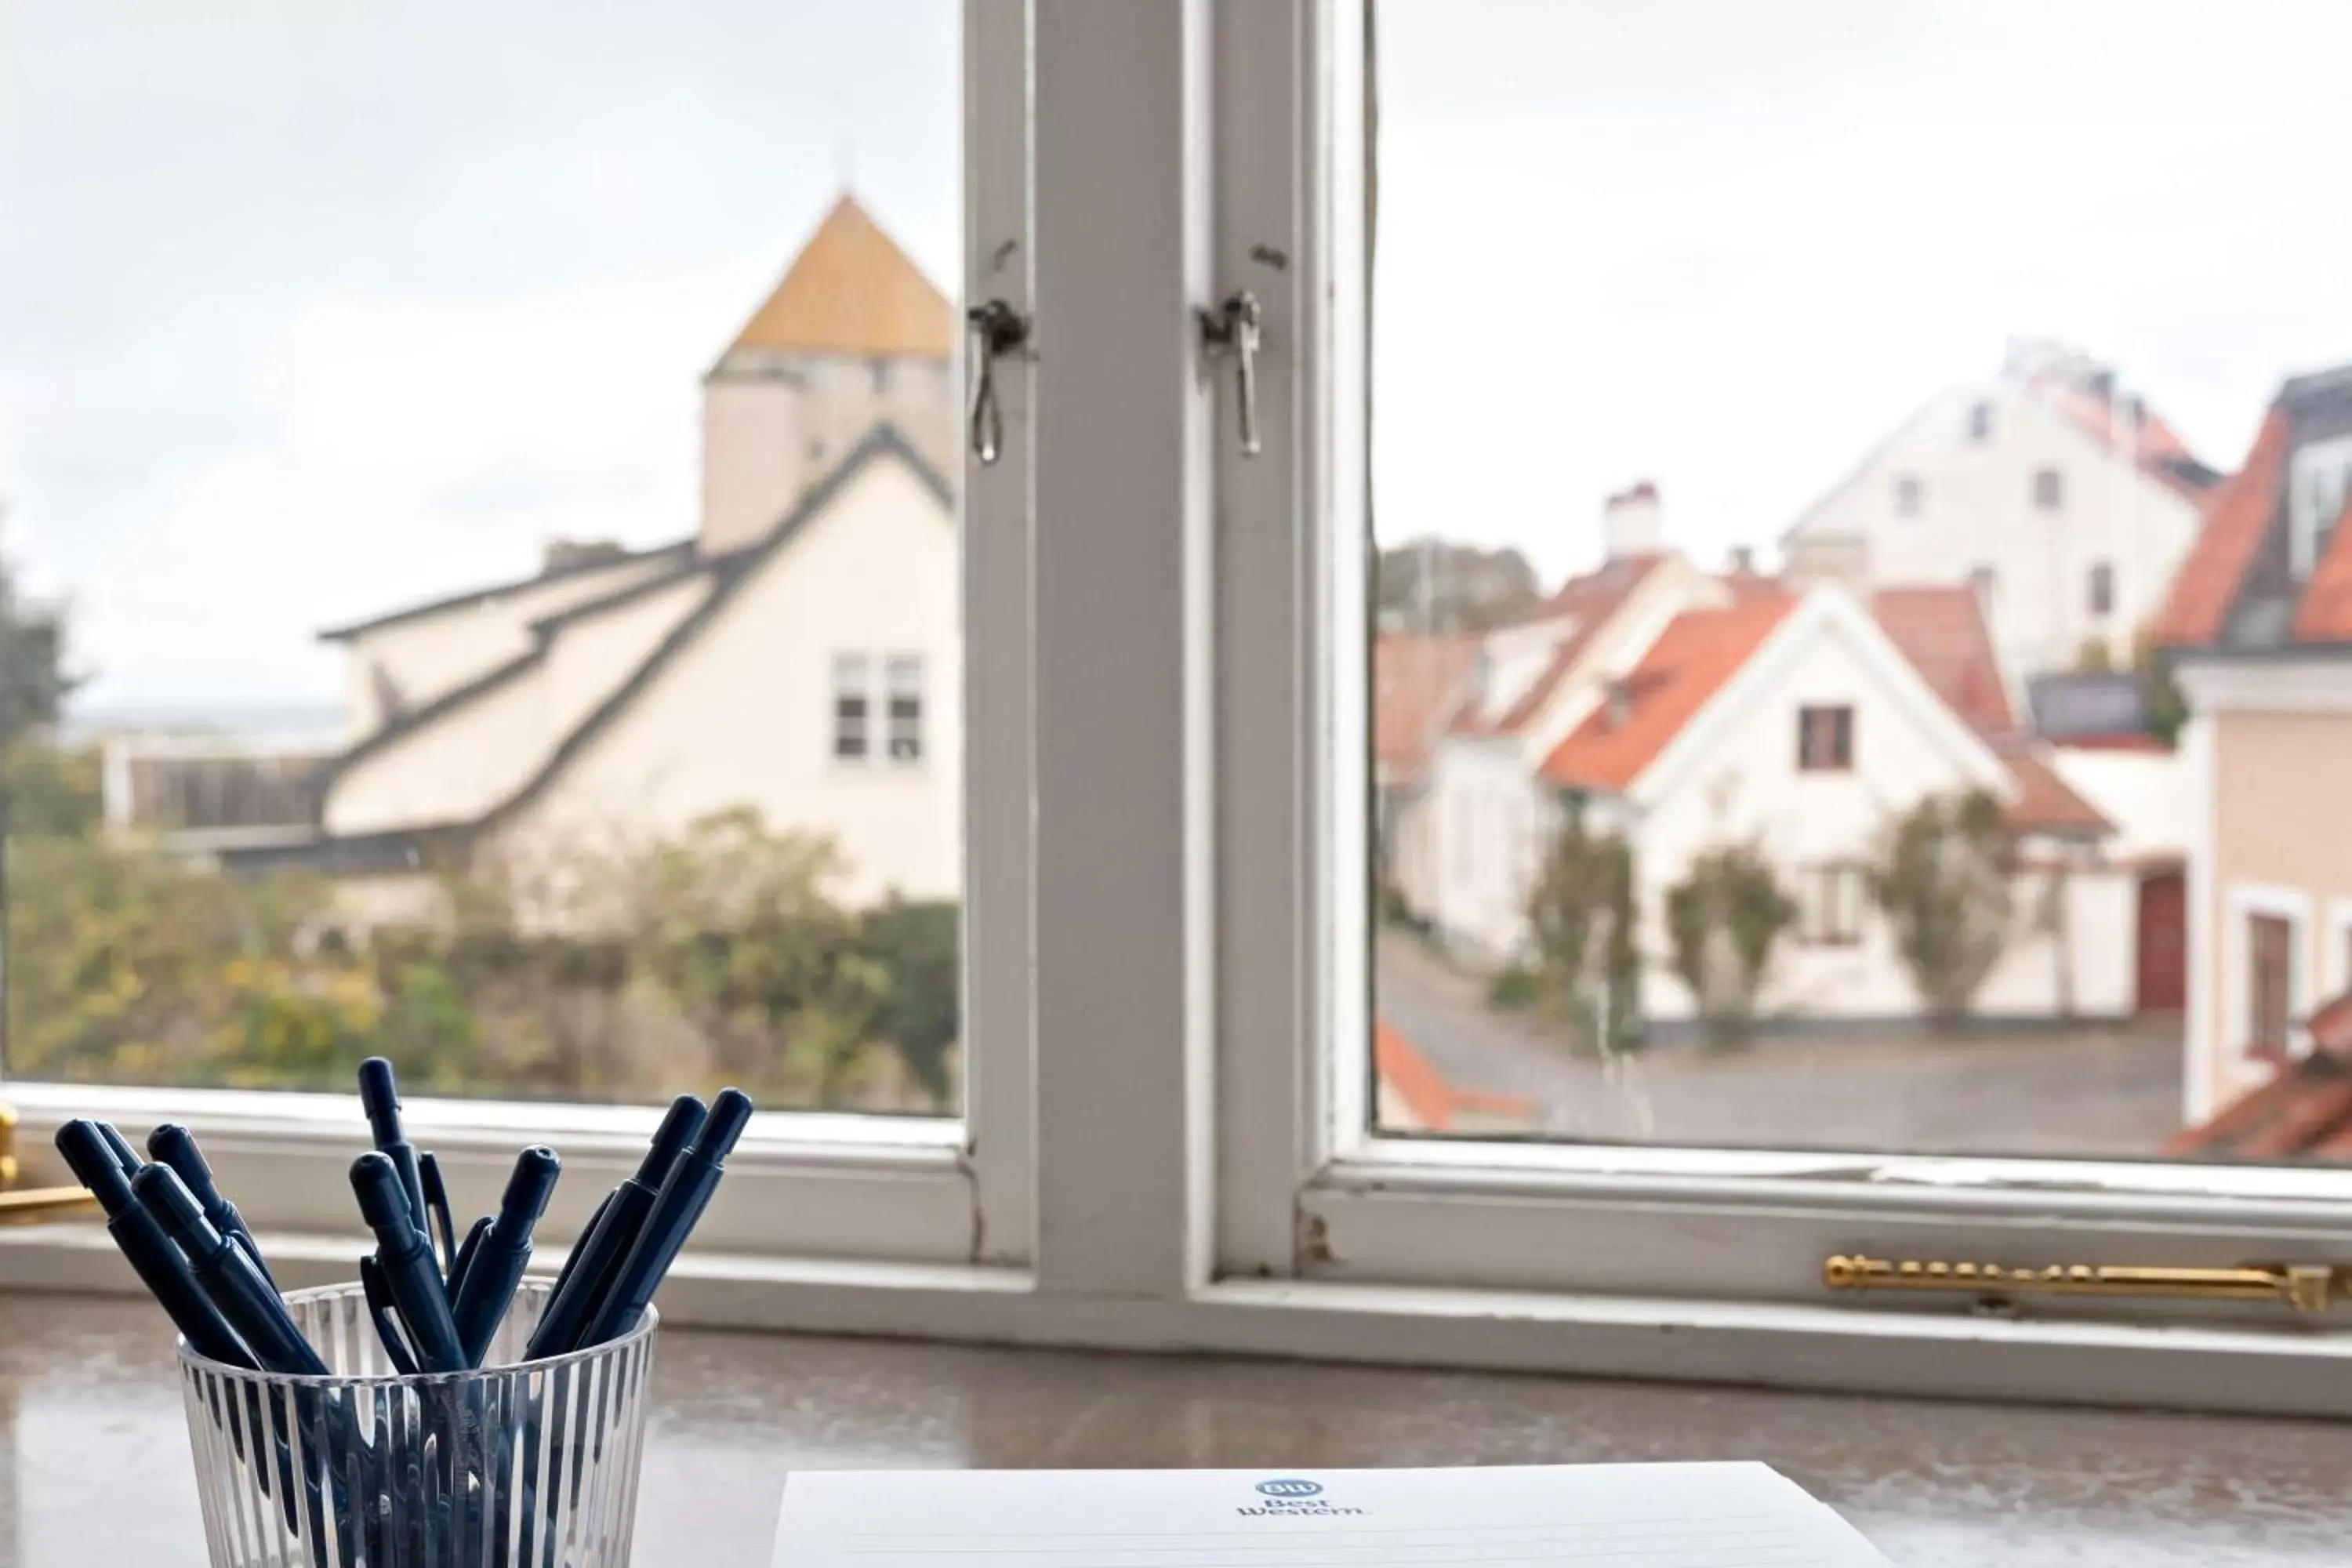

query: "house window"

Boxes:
[886, 655, 924, 762]
[832, 654, 871, 761]
[2088, 561, 2114, 615]
[2248, 913, 2294, 1059]
[1796, 704, 1854, 771]
[1969, 564, 1998, 601]
[1967, 401, 1993, 441]
[1893, 474, 1922, 517]
[1797, 864, 1865, 946]
[2032, 466, 2065, 510]
[2288, 434, 2352, 578]
[871, 357, 893, 394]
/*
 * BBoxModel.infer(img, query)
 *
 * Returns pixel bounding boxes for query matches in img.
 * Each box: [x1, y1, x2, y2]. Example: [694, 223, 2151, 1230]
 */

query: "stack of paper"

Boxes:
[775, 1462, 1895, 1567]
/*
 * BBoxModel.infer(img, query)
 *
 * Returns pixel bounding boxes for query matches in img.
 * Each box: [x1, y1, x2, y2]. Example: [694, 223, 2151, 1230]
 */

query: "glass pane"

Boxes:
[1368, 2, 2352, 1160]
[3, 2, 965, 1114]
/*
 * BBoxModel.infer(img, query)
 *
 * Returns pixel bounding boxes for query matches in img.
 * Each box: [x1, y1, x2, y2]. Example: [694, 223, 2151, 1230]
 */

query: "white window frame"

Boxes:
[885, 654, 927, 764]
[832, 652, 873, 762]
[0, 0, 1038, 1276]
[2225, 881, 2313, 1066]
[2288, 432, 2352, 579]
[12, 2, 2352, 1422]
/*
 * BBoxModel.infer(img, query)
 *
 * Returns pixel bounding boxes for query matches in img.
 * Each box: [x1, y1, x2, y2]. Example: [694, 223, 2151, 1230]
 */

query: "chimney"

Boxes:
[1602, 481, 1663, 560]
[542, 537, 628, 575]
[1603, 677, 1632, 731]
[1729, 545, 1755, 576]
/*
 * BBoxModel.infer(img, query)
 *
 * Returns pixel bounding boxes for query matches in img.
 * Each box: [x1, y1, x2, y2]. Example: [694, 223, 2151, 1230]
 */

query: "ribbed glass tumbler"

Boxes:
[177, 1280, 658, 1568]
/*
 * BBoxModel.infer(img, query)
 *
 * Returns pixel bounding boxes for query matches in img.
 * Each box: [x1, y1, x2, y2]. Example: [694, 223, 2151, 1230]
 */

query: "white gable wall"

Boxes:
[1415, 737, 1555, 964]
[1784, 385, 2202, 682]
[337, 553, 683, 740]
[503, 457, 960, 905]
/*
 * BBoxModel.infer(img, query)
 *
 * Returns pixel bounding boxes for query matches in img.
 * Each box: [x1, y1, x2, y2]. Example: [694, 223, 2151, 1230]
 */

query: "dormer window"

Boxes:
[2290, 434, 2352, 579]
[1967, 401, 1993, 442]
[1894, 475, 1922, 517]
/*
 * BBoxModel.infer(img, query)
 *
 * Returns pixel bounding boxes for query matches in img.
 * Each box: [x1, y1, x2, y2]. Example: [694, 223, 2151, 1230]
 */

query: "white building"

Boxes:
[249, 195, 963, 907]
[1386, 492, 2132, 1029]
[1782, 341, 2218, 688]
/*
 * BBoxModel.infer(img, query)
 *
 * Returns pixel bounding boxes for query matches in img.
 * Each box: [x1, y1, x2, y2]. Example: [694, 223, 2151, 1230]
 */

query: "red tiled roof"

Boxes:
[1374, 633, 1481, 783]
[2151, 409, 2292, 647]
[2289, 491, 2352, 641]
[2169, 986, 2352, 1158]
[1374, 1018, 1534, 1131]
[2035, 382, 2212, 499]
[1869, 586, 2016, 738]
[1537, 594, 1796, 792]
[2000, 750, 2112, 837]
[1459, 554, 1668, 738]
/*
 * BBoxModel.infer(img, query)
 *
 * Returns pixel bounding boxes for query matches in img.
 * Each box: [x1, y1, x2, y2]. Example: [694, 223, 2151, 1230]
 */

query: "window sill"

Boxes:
[5, 1225, 2348, 1418]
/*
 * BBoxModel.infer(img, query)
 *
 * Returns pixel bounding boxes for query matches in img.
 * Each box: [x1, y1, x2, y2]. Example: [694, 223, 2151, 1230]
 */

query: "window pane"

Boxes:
[1368, 1, 2352, 1162]
[3, 2, 966, 1115]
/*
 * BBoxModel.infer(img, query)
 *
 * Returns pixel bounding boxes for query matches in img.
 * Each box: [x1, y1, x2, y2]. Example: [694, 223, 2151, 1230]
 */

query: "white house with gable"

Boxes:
[245, 195, 963, 908]
[1782, 339, 2219, 688]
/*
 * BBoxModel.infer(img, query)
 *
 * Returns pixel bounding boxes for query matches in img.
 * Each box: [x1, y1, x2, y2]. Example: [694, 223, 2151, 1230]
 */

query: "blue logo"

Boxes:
[1256, 1479, 1323, 1498]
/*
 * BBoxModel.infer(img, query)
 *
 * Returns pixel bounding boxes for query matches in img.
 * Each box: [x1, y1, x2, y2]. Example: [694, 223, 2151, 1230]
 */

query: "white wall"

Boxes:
[325, 572, 711, 836]
[507, 456, 961, 905]
[2049, 745, 2188, 861]
[1417, 737, 1553, 964]
[1786, 385, 2202, 681]
[339, 553, 681, 739]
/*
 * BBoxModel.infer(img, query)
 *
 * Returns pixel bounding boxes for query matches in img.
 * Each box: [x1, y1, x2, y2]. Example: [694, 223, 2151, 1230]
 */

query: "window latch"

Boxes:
[965, 299, 1031, 467]
[1825, 1254, 2350, 1316]
[1198, 289, 1263, 456]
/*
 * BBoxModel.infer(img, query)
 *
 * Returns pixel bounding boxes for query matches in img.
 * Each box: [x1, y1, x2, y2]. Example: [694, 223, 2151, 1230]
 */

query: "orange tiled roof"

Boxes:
[1374, 1018, 1534, 1131]
[1374, 633, 1481, 783]
[728, 194, 953, 360]
[2150, 409, 2292, 646]
[2035, 382, 2212, 499]
[1869, 585, 2016, 738]
[2000, 751, 2112, 837]
[2289, 492, 2352, 641]
[1538, 594, 1795, 792]
[1458, 554, 1668, 738]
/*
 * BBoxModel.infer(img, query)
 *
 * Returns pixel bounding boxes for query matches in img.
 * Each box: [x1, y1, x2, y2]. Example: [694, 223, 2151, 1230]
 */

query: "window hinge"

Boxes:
[1824, 1254, 2349, 1316]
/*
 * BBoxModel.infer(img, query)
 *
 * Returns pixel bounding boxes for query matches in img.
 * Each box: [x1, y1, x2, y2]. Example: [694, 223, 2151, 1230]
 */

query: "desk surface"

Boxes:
[2, 1292, 2346, 1566]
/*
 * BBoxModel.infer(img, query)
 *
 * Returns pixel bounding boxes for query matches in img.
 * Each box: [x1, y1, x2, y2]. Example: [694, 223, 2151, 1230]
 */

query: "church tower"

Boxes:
[700, 195, 958, 554]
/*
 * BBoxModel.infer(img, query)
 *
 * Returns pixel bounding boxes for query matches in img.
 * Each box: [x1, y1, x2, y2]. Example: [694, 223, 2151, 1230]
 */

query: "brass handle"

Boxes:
[1825, 1254, 2348, 1316]
[0, 1187, 102, 1226]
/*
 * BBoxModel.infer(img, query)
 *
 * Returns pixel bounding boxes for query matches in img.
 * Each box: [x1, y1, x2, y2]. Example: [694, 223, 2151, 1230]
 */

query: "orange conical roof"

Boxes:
[728, 194, 953, 360]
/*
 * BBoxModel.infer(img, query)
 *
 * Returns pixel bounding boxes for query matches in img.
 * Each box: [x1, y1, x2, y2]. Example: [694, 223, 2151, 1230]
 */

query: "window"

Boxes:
[1796, 705, 1854, 771]
[2288, 434, 2352, 578]
[832, 654, 873, 761]
[1893, 474, 1922, 517]
[2089, 561, 2115, 615]
[2247, 913, 2293, 1059]
[1967, 401, 1993, 441]
[886, 655, 924, 762]
[2033, 466, 2066, 510]
[1969, 564, 1998, 601]
[1797, 865, 1865, 946]
[871, 358, 893, 394]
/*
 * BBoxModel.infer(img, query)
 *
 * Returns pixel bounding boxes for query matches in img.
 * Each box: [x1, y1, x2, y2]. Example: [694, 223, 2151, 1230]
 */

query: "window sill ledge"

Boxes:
[5, 1226, 2347, 1419]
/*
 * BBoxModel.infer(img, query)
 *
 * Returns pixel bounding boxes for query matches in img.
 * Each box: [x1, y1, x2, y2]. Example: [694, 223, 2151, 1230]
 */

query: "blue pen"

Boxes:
[449, 1147, 560, 1367]
[351, 1152, 466, 1373]
[417, 1150, 459, 1284]
[580, 1088, 752, 1347]
[357, 1058, 432, 1254]
[524, 1095, 706, 1359]
[56, 1121, 252, 1367]
[135, 1165, 328, 1377]
[147, 1123, 276, 1289]
[96, 1120, 143, 1174]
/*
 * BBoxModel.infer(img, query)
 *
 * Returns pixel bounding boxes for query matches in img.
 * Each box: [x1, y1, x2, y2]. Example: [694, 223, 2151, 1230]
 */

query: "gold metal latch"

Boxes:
[0, 1102, 103, 1225]
[1824, 1254, 2350, 1316]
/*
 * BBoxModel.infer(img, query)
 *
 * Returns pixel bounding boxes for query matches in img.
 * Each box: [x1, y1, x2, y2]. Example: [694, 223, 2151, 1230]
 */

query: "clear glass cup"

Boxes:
[177, 1279, 659, 1568]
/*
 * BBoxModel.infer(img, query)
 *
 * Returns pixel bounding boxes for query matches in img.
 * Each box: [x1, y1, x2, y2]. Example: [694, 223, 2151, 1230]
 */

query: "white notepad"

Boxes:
[774, 1463, 1895, 1568]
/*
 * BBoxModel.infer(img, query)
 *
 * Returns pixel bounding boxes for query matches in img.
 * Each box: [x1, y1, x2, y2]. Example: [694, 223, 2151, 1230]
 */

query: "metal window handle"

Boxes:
[1199, 289, 1263, 456]
[966, 299, 1031, 466]
[1824, 1254, 2350, 1315]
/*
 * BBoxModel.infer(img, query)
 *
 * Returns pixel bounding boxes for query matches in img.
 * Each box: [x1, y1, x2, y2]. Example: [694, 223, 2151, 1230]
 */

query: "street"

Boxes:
[1376, 932, 2188, 1158]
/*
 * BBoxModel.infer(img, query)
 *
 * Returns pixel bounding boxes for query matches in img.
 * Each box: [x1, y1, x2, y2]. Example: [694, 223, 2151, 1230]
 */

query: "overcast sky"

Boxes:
[5, 2, 2351, 715]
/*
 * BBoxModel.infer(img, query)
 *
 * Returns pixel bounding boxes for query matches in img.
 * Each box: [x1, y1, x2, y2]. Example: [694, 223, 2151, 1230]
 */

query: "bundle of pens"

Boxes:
[57, 1059, 753, 1568]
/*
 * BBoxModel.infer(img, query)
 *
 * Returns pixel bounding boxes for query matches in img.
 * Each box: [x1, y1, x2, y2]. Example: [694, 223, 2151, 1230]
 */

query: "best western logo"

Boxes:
[1237, 1479, 1366, 1517]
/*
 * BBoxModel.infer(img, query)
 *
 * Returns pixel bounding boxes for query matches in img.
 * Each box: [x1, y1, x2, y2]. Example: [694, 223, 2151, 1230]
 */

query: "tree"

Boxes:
[1865, 789, 2014, 1022]
[1664, 841, 1795, 1047]
[0, 524, 75, 1060]
[1374, 539, 1542, 633]
[2136, 628, 2187, 747]
[1523, 812, 1640, 1054]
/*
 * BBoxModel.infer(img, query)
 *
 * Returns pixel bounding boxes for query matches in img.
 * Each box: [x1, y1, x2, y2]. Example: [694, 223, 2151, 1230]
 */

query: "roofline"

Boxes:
[2161, 639, 2352, 666]
[316, 539, 696, 643]
[482, 423, 950, 835]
